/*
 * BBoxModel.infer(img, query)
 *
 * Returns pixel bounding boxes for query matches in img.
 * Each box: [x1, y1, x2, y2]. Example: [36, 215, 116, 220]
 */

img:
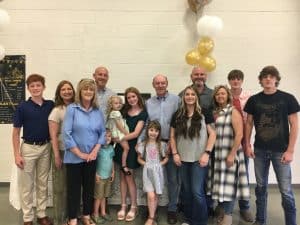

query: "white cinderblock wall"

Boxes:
[0, 0, 299, 183]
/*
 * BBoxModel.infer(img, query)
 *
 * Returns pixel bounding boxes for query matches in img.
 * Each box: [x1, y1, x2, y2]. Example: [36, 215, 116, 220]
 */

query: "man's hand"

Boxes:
[245, 146, 255, 159]
[281, 151, 293, 164]
[15, 154, 25, 169]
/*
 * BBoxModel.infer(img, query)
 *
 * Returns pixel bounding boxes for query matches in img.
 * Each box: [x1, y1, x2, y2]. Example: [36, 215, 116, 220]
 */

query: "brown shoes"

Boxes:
[37, 216, 53, 225]
[23, 222, 33, 225]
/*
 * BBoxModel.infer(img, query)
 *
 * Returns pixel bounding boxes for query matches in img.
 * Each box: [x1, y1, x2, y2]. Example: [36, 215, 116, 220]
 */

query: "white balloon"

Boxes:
[0, 45, 5, 60]
[197, 15, 223, 38]
[0, 9, 10, 29]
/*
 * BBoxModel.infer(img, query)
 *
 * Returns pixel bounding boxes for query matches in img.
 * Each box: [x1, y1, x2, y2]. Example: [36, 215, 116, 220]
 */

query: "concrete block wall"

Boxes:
[0, 0, 299, 182]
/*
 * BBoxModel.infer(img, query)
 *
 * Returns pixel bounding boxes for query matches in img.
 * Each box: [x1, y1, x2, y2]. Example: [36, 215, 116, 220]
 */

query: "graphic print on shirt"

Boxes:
[256, 102, 282, 142]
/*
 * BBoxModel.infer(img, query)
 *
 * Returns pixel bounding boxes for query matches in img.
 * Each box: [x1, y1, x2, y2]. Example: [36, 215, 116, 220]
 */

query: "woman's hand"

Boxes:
[54, 154, 62, 169]
[199, 153, 209, 167]
[87, 149, 98, 162]
[173, 154, 182, 166]
[226, 153, 235, 168]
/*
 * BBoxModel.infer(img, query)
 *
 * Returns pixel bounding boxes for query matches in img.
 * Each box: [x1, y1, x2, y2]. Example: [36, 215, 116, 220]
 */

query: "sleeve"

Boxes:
[48, 107, 60, 123]
[170, 112, 177, 128]
[97, 109, 106, 145]
[287, 94, 300, 115]
[136, 142, 145, 155]
[244, 96, 254, 115]
[111, 146, 115, 157]
[139, 110, 148, 122]
[13, 102, 24, 128]
[202, 107, 214, 124]
[110, 110, 122, 119]
[62, 105, 77, 150]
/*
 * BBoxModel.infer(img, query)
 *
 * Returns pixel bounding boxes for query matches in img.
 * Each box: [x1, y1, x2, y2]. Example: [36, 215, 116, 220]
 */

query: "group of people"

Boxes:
[12, 65, 299, 225]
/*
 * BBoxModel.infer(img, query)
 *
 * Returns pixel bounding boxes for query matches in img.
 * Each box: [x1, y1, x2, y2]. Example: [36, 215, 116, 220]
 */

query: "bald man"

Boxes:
[144, 74, 181, 224]
[93, 66, 116, 119]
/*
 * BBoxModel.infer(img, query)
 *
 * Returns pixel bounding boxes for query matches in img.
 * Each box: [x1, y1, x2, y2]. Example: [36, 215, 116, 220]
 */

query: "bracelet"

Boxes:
[172, 152, 179, 155]
[204, 150, 211, 156]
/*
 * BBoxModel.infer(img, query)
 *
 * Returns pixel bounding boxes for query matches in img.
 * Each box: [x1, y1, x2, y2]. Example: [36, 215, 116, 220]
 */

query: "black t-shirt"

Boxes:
[244, 90, 299, 152]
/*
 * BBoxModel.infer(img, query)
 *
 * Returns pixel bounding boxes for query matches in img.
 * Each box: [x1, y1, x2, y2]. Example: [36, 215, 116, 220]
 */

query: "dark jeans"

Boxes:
[165, 155, 180, 212]
[254, 149, 296, 225]
[180, 161, 208, 225]
[239, 155, 250, 211]
[66, 161, 96, 219]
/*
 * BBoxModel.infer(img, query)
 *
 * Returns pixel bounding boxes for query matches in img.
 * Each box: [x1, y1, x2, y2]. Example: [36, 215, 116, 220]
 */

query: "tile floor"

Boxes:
[0, 184, 299, 225]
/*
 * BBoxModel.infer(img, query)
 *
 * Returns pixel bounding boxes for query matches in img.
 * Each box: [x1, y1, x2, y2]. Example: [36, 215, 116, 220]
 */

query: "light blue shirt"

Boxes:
[140, 92, 180, 141]
[96, 144, 115, 179]
[63, 103, 106, 164]
[96, 87, 116, 120]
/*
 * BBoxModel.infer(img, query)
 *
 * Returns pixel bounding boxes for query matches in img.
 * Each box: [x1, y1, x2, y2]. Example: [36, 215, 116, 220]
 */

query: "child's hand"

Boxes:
[110, 172, 115, 182]
[95, 174, 101, 183]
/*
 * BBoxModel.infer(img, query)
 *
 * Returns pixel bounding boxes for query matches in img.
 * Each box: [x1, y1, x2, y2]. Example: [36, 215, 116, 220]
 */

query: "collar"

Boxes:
[156, 92, 169, 101]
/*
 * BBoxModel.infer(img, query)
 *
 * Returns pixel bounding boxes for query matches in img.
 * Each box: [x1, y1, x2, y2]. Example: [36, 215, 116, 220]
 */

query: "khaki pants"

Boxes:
[18, 142, 51, 222]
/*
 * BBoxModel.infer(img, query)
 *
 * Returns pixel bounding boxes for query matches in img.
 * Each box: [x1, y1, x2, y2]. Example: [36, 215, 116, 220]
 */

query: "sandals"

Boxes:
[121, 166, 132, 176]
[125, 205, 138, 222]
[145, 217, 157, 225]
[117, 204, 127, 221]
[81, 216, 95, 225]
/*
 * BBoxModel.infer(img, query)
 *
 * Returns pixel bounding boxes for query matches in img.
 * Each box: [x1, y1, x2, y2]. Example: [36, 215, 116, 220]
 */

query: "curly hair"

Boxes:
[106, 95, 123, 119]
[174, 86, 203, 139]
[258, 65, 281, 87]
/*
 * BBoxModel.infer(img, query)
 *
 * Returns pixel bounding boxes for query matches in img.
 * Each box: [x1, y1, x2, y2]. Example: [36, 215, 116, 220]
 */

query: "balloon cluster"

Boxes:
[0, 7, 10, 60]
[185, 15, 223, 72]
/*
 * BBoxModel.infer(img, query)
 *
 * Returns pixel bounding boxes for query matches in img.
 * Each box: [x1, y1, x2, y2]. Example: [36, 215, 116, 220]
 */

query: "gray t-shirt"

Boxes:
[171, 117, 208, 162]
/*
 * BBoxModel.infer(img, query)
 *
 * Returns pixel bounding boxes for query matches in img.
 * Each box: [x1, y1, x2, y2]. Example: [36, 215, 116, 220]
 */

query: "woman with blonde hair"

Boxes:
[63, 79, 106, 225]
[208, 85, 250, 225]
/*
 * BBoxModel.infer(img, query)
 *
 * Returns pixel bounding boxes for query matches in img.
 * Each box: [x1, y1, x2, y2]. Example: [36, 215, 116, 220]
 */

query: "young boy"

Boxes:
[92, 129, 115, 224]
[12, 74, 54, 225]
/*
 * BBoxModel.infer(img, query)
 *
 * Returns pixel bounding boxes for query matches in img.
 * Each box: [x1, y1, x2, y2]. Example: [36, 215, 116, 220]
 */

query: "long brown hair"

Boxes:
[122, 87, 145, 115]
[54, 80, 75, 107]
[143, 120, 162, 157]
[174, 86, 203, 139]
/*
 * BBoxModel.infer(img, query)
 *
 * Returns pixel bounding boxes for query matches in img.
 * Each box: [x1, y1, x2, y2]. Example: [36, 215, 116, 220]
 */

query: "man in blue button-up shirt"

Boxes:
[143, 74, 180, 224]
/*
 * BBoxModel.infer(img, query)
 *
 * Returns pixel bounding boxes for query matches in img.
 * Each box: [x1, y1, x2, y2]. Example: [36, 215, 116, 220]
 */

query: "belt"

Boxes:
[161, 139, 169, 143]
[24, 140, 49, 146]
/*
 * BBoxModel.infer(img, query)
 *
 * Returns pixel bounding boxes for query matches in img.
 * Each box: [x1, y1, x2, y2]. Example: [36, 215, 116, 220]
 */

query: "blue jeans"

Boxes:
[180, 162, 208, 225]
[221, 201, 235, 215]
[165, 155, 180, 212]
[239, 155, 250, 211]
[254, 149, 296, 225]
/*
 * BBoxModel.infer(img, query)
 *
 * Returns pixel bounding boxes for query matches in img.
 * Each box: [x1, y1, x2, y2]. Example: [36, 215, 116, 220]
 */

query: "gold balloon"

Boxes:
[198, 55, 216, 72]
[197, 37, 214, 55]
[185, 49, 201, 65]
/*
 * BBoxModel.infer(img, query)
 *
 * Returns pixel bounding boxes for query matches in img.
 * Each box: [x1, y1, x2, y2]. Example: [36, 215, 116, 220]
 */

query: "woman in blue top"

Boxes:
[63, 79, 106, 225]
